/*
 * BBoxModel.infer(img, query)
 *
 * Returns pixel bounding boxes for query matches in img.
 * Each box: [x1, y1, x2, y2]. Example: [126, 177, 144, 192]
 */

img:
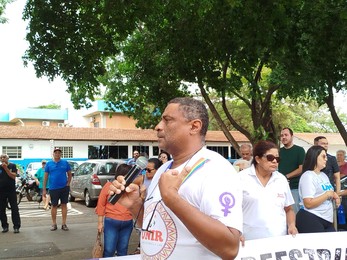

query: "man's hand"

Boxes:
[159, 167, 191, 207]
[109, 175, 142, 208]
[1, 162, 9, 171]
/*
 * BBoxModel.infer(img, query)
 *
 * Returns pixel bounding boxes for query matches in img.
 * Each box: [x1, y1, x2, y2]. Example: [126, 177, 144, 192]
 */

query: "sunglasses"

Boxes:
[263, 154, 280, 163]
[145, 168, 155, 172]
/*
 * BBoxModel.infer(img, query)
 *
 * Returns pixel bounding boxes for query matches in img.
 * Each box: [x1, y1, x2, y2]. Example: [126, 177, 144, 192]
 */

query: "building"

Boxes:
[0, 125, 248, 170]
[0, 100, 137, 129]
[0, 101, 345, 170]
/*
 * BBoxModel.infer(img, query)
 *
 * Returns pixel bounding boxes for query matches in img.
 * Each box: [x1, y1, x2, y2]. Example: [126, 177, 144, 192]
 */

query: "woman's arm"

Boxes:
[303, 190, 337, 208]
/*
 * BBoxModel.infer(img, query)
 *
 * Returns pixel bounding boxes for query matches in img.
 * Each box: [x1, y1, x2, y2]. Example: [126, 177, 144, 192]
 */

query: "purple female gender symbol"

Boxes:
[219, 192, 235, 217]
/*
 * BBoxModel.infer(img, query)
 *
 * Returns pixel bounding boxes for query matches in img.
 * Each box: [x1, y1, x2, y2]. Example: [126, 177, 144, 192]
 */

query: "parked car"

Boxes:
[67, 160, 81, 175]
[26, 160, 80, 178]
[69, 159, 126, 207]
[25, 162, 42, 178]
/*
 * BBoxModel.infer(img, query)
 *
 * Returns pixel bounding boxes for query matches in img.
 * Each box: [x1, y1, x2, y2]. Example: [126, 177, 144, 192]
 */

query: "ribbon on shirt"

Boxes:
[182, 158, 209, 184]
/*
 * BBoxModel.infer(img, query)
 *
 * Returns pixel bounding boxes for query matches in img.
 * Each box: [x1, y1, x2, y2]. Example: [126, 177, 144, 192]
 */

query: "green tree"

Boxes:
[34, 104, 61, 109]
[22, 0, 347, 153]
[277, 0, 347, 144]
[0, 0, 12, 24]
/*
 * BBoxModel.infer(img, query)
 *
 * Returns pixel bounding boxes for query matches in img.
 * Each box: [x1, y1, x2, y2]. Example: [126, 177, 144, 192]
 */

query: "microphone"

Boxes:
[108, 156, 148, 205]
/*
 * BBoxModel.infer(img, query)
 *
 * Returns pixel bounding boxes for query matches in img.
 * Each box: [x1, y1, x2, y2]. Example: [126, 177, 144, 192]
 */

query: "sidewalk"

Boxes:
[0, 223, 139, 259]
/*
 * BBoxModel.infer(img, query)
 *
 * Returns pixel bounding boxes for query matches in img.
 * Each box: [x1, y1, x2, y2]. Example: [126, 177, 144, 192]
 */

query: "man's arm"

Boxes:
[334, 171, 341, 194]
[286, 165, 303, 179]
[287, 147, 305, 179]
[159, 169, 240, 260]
[163, 191, 240, 259]
[67, 170, 72, 186]
[2, 163, 17, 180]
[42, 172, 48, 197]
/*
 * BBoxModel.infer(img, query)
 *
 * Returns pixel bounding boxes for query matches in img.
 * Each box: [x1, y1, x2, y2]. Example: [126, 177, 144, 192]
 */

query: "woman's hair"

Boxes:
[114, 163, 132, 179]
[302, 145, 326, 172]
[159, 151, 171, 161]
[148, 158, 163, 170]
[252, 140, 278, 167]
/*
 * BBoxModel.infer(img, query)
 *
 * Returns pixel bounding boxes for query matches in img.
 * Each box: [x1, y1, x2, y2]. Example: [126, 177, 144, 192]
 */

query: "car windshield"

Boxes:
[68, 161, 79, 171]
[105, 162, 118, 175]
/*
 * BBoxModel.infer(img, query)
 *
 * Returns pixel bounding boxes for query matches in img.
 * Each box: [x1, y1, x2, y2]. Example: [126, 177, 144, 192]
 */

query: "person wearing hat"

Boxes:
[43, 148, 72, 231]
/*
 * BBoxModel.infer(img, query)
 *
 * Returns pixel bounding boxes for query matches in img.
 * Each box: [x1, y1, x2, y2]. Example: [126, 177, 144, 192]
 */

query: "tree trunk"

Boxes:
[325, 85, 347, 146]
[198, 83, 242, 156]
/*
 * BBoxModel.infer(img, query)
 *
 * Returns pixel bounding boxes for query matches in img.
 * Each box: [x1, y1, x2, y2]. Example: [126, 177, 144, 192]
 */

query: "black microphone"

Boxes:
[108, 156, 148, 205]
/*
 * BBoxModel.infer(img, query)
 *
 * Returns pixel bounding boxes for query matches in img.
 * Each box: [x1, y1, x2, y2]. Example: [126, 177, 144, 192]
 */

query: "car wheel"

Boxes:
[85, 190, 96, 207]
[69, 193, 75, 202]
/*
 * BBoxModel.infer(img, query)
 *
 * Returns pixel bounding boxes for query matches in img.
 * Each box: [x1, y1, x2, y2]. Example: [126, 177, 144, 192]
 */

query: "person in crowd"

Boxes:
[336, 149, 347, 178]
[96, 163, 133, 257]
[109, 97, 242, 259]
[158, 151, 171, 164]
[233, 143, 253, 171]
[296, 145, 340, 233]
[34, 160, 50, 210]
[0, 154, 21, 233]
[43, 148, 72, 231]
[314, 136, 341, 194]
[239, 140, 297, 242]
[127, 150, 140, 166]
[278, 127, 306, 213]
[141, 158, 162, 189]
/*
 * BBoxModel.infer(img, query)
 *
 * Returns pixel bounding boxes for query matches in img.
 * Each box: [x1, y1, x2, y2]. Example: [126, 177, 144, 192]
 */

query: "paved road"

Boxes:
[0, 199, 139, 259]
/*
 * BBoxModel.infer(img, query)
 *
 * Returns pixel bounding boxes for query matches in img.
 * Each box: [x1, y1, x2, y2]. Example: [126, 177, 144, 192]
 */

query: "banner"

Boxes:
[237, 232, 347, 260]
[111, 232, 347, 260]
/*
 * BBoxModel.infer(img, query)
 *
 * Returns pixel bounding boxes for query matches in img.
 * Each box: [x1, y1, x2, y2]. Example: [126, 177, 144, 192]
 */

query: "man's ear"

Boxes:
[190, 119, 202, 135]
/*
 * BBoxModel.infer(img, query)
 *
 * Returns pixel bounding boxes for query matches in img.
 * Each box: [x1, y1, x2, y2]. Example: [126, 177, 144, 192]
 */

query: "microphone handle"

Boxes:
[108, 166, 142, 205]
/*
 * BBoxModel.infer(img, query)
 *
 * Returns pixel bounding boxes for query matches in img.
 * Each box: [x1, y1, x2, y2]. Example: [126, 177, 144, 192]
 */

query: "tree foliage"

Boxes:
[34, 104, 61, 109]
[22, 0, 347, 151]
[0, 0, 13, 23]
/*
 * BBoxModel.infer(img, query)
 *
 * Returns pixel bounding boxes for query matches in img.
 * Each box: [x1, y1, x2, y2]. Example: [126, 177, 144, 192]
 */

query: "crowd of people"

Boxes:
[0, 96, 346, 259]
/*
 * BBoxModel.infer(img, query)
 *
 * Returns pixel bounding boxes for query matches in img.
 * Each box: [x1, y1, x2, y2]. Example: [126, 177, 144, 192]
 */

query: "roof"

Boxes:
[0, 125, 248, 143]
[0, 126, 343, 145]
[295, 133, 345, 145]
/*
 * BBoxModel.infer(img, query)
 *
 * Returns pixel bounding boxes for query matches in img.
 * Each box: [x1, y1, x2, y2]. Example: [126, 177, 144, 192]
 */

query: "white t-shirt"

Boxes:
[141, 148, 243, 259]
[239, 165, 294, 240]
[299, 170, 334, 222]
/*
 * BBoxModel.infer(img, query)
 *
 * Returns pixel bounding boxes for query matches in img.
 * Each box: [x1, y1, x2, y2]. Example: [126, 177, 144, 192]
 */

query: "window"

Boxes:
[2, 146, 22, 159]
[132, 146, 149, 158]
[152, 146, 159, 157]
[207, 146, 229, 159]
[55, 147, 73, 158]
[88, 145, 128, 159]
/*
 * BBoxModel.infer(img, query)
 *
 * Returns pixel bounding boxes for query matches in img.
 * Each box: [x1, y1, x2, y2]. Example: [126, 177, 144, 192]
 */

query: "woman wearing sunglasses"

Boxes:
[296, 145, 340, 233]
[239, 140, 298, 243]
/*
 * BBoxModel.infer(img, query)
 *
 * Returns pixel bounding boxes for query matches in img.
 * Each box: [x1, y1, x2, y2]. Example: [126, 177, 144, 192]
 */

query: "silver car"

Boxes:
[69, 159, 126, 207]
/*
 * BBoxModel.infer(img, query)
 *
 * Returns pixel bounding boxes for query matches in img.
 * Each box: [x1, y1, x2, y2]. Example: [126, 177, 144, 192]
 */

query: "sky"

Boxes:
[0, 0, 346, 115]
[0, 0, 72, 112]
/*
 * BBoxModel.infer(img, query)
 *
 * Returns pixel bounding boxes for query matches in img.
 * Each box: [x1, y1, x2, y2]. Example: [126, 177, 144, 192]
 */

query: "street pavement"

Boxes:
[0, 199, 139, 259]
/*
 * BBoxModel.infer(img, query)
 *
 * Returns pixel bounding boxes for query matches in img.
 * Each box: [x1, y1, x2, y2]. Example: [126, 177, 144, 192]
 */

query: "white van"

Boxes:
[25, 162, 42, 178]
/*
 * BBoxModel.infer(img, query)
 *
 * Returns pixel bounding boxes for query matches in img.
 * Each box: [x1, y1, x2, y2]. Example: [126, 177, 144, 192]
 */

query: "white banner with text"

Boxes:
[110, 231, 347, 260]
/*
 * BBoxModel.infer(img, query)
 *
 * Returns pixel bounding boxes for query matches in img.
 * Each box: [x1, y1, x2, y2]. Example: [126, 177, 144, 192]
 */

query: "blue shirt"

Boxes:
[45, 160, 71, 190]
